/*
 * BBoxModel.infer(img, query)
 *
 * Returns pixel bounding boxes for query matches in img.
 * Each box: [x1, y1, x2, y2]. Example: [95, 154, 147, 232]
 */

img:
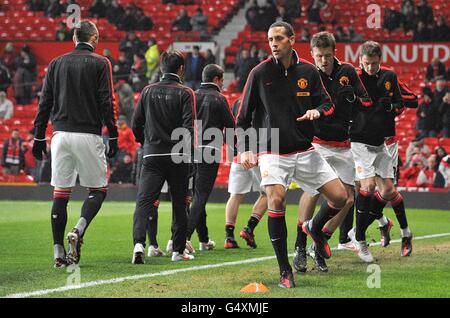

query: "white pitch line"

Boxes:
[4, 232, 450, 298]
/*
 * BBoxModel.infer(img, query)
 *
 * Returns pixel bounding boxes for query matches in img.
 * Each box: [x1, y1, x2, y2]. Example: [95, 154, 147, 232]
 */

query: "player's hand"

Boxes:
[32, 139, 47, 160]
[337, 85, 356, 102]
[107, 138, 118, 158]
[379, 97, 393, 112]
[296, 109, 321, 122]
[240, 151, 257, 170]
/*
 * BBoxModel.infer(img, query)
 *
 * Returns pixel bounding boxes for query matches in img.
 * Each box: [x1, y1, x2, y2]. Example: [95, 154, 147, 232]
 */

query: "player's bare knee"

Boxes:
[268, 195, 285, 211]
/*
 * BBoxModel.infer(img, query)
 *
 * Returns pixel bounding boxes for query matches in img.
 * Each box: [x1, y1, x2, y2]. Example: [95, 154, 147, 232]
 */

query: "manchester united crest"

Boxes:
[385, 81, 391, 91]
[339, 76, 349, 86]
[298, 78, 308, 89]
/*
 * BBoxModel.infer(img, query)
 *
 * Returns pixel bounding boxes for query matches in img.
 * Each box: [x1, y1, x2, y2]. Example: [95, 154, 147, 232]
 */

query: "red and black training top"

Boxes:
[236, 50, 334, 155]
[314, 58, 372, 146]
[34, 43, 118, 139]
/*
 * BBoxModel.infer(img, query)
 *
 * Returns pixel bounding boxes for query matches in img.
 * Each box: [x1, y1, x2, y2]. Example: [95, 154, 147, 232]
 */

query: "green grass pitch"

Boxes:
[0, 200, 449, 298]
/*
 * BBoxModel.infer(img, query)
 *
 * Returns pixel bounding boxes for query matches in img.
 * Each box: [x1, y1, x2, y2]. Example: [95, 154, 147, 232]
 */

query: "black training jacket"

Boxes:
[132, 73, 196, 156]
[314, 58, 372, 144]
[34, 43, 118, 139]
[236, 50, 334, 155]
[195, 83, 235, 151]
[351, 67, 404, 146]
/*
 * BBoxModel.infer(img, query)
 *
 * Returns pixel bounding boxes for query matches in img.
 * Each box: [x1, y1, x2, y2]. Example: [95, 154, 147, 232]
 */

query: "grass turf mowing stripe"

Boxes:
[4, 232, 450, 298]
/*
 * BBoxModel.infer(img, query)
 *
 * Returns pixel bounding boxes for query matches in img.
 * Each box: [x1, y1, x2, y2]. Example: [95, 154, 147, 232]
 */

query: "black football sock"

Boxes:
[339, 203, 354, 244]
[225, 223, 235, 239]
[268, 209, 291, 274]
[247, 213, 262, 232]
[51, 189, 71, 258]
[76, 187, 107, 237]
[294, 220, 307, 250]
[391, 192, 408, 229]
[322, 227, 333, 241]
[355, 190, 372, 242]
[311, 201, 341, 233]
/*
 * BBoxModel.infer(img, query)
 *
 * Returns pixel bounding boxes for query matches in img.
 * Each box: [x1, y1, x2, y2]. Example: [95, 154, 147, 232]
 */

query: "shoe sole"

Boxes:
[302, 223, 331, 259]
[239, 231, 257, 248]
[67, 233, 80, 265]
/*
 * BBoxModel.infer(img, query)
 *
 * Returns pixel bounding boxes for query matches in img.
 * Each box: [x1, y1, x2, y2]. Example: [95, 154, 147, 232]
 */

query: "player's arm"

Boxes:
[298, 68, 334, 121]
[236, 69, 258, 169]
[390, 73, 405, 115]
[398, 79, 418, 109]
[181, 88, 196, 152]
[34, 60, 55, 140]
[131, 89, 147, 144]
[221, 96, 236, 130]
[349, 67, 372, 108]
[98, 58, 119, 139]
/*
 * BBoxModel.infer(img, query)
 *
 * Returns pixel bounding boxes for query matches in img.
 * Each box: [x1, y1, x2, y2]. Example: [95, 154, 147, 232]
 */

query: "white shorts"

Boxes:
[258, 149, 338, 196]
[385, 140, 398, 170]
[312, 143, 355, 187]
[51, 132, 107, 188]
[351, 142, 394, 180]
[227, 162, 264, 194]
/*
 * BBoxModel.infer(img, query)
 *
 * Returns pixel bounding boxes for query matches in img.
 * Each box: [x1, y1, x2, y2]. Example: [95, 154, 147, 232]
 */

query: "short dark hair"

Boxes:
[310, 31, 336, 51]
[202, 64, 224, 82]
[160, 51, 185, 74]
[360, 41, 382, 58]
[75, 20, 98, 43]
[269, 21, 294, 37]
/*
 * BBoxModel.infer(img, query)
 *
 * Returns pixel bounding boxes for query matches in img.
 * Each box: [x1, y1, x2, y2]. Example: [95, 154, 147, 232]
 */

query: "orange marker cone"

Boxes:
[240, 282, 269, 293]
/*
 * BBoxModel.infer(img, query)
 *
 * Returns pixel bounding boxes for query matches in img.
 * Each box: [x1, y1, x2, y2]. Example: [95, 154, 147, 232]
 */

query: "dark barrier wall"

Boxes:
[0, 185, 448, 210]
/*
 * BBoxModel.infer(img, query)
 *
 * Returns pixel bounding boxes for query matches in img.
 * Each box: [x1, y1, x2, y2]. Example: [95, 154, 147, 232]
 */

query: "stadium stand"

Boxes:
[0, 0, 448, 189]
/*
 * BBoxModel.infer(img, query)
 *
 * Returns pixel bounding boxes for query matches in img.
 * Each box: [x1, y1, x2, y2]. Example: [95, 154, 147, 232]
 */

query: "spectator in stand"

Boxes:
[113, 51, 132, 82]
[1, 129, 24, 176]
[299, 27, 311, 42]
[308, 0, 324, 24]
[1, 42, 17, 74]
[448, 66, 450, 81]
[348, 26, 364, 42]
[172, 9, 192, 32]
[28, 0, 46, 12]
[234, 48, 258, 92]
[191, 8, 209, 39]
[413, 21, 432, 41]
[120, 31, 146, 62]
[14, 45, 37, 105]
[0, 61, 11, 93]
[416, 93, 438, 138]
[401, 0, 415, 32]
[117, 116, 138, 160]
[320, 2, 336, 25]
[205, 49, 216, 65]
[119, 4, 138, 31]
[439, 92, 450, 137]
[106, 0, 125, 26]
[115, 80, 134, 125]
[249, 42, 258, 59]
[129, 53, 148, 92]
[276, 6, 291, 25]
[417, 154, 437, 187]
[416, 0, 433, 24]
[383, 8, 402, 32]
[406, 137, 431, 167]
[0, 91, 13, 119]
[22, 129, 38, 180]
[435, 146, 447, 166]
[260, 1, 279, 31]
[401, 159, 424, 187]
[335, 26, 349, 42]
[246, 0, 262, 31]
[433, 76, 447, 132]
[434, 16, 450, 41]
[438, 154, 450, 188]
[110, 153, 133, 184]
[184, 45, 207, 90]
[55, 22, 72, 42]
[257, 48, 269, 62]
[46, 0, 65, 18]
[89, 0, 107, 18]
[145, 38, 160, 81]
[284, 0, 301, 19]
[136, 8, 153, 31]
[426, 58, 446, 82]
